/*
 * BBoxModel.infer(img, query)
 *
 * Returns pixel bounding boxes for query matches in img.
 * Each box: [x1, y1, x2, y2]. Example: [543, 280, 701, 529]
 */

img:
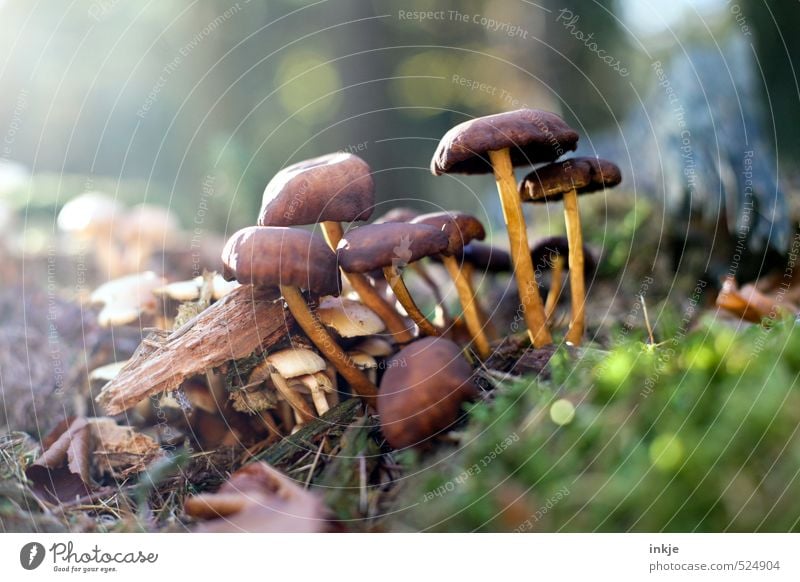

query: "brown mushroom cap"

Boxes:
[336, 223, 449, 273]
[373, 207, 419, 224]
[258, 153, 375, 226]
[531, 236, 597, 279]
[378, 337, 478, 449]
[410, 211, 486, 256]
[519, 156, 622, 202]
[221, 226, 340, 295]
[462, 242, 512, 273]
[430, 109, 579, 176]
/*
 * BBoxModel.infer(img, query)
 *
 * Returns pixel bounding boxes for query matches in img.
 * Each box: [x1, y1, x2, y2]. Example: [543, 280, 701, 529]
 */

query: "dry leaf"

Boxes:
[88, 418, 163, 478]
[25, 417, 92, 503]
[184, 461, 329, 532]
[26, 417, 163, 503]
[717, 276, 795, 323]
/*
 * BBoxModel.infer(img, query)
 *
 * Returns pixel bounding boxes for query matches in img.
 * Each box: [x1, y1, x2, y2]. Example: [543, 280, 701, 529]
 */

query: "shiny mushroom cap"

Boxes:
[461, 242, 512, 273]
[265, 348, 327, 379]
[519, 156, 622, 202]
[377, 337, 478, 449]
[431, 109, 579, 175]
[317, 296, 385, 337]
[258, 153, 375, 226]
[90, 271, 165, 327]
[373, 207, 419, 224]
[221, 226, 341, 296]
[531, 236, 598, 279]
[336, 223, 449, 273]
[57, 192, 121, 237]
[410, 211, 486, 256]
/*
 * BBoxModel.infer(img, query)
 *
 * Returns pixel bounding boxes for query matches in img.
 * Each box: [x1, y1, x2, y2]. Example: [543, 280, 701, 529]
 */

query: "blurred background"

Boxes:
[0, 0, 798, 284]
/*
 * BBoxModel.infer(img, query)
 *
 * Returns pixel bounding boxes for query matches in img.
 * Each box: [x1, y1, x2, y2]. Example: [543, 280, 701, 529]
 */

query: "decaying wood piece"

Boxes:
[97, 285, 294, 415]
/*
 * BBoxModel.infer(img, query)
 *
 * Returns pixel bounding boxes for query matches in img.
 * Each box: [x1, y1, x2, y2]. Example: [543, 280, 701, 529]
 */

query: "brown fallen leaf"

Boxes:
[26, 417, 162, 503]
[89, 418, 163, 478]
[716, 276, 795, 323]
[184, 461, 329, 532]
[25, 417, 92, 503]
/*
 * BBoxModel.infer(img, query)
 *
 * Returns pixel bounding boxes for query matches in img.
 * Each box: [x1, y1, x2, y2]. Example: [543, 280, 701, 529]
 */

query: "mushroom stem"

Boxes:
[562, 190, 585, 345]
[410, 262, 450, 325]
[308, 385, 330, 415]
[382, 265, 442, 337]
[441, 255, 490, 359]
[462, 262, 498, 340]
[544, 255, 565, 324]
[269, 369, 315, 424]
[321, 220, 414, 343]
[487, 149, 552, 347]
[279, 284, 378, 406]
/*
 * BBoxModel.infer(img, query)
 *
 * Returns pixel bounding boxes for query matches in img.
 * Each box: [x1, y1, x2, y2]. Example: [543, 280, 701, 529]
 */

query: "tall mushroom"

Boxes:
[519, 157, 621, 344]
[373, 206, 447, 314]
[378, 337, 478, 449]
[410, 211, 491, 358]
[431, 109, 579, 348]
[336, 222, 449, 338]
[258, 153, 413, 344]
[57, 191, 125, 278]
[531, 236, 598, 325]
[221, 226, 377, 405]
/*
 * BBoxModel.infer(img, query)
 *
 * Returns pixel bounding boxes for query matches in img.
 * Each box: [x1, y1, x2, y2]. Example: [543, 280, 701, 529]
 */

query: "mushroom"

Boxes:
[431, 109, 579, 348]
[57, 191, 125, 278]
[374, 207, 448, 316]
[287, 372, 336, 415]
[119, 204, 181, 273]
[531, 235, 598, 325]
[260, 347, 328, 421]
[410, 211, 491, 358]
[354, 336, 394, 359]
[221, 226, 377, 405]
[458, 242, 513, 340]
[89, 271, 166, 327]
[377, 337, 478, 449]
[258, 153, 413, 344]
[154, 273, 240, 303]
[520, 156, 621, 344]
[347, 351, 379, 384]
[336, 222, 450, 337]
[88, 360, 130, 383]
[316, 295, 385, 338]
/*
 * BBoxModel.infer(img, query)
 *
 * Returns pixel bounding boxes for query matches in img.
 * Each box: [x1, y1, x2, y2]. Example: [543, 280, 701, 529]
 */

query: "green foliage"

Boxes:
[392, 318, 800, 531]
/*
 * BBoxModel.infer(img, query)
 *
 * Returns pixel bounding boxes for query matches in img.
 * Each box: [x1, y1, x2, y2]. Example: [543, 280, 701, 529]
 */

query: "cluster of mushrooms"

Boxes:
[218, 108, 622, 449]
